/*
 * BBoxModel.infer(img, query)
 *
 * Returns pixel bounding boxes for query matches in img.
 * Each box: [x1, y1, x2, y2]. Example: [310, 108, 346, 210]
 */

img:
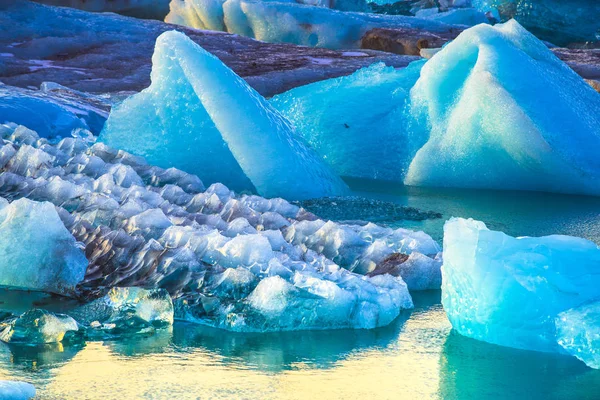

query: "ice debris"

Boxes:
[100, 30, 348, 200]
[68, 287, 174, 335]
[275, 20, 600, 196]
[0, 122, 442, 331]
[442, 217, 600, 357]
[0, 381, 36, 400]
[0, 196, 88, 296]
[0, 309, 80, 344]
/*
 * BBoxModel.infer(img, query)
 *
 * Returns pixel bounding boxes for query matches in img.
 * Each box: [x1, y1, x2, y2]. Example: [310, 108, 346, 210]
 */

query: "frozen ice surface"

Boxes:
[0, 381, 36, 400]
[100, 30, 348, 200]
[0, 123, 435, 331]
[271, 61, 425, 180]
[167, 0, 461, 49]
[556, 302, 600, 369]
[69, 287, 174, 335]
[442, 217, 600, 354]
[0, 309, 79, 344]
[0, 84, 108, 138]
[0, 197, 88, 296]
[405, 20, 600, 195]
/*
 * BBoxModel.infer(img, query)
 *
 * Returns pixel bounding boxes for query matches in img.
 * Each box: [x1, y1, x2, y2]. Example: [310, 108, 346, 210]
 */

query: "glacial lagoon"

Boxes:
[1, 182, 599, 399]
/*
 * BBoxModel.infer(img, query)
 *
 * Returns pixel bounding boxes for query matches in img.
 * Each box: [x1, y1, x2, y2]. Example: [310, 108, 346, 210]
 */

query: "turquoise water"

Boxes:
[2, 182, 600, 399]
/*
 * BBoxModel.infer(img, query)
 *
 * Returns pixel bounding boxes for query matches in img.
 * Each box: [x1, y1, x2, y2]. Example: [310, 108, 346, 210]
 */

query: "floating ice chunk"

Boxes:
[272, 62, 425, 180]
[0, 198, 88, 296]
[442, 217, 600, 354]
[556, 302, 600, 369]
[471, 0, 600, 45]
[0, 309, 79, 344]
[405, 20, 600, 196]
[68, 287, 174, 334]
[0, 381, 36, 400]
[100, 30, 347, 200]
[206, 267, 259, 300]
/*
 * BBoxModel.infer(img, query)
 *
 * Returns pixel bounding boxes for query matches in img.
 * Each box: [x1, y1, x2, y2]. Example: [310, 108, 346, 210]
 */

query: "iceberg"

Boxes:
[100, 30, 348, 200]
[0, 197, 88, 296]
[0, 123, 431, 331]
[404, 20, 600, 196]
[276, 20, 600, 195]
[166, 0, 461, 49]
[556, 302, 600, 370]
[0, 84, 108, 138]
[471, 0, 600, 45]
[442, 217, 600, 355]
[0, 309, 80, 344]
[271, 61, 425, 180]
[0, 381, 36, 400]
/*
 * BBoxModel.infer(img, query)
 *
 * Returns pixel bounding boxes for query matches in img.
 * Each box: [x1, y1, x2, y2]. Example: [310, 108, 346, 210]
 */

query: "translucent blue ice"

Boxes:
[275, 20, 600, 196]
[442, 217, 600, 355]
[100, 30, 348, 200]
[0, 381, 36, 400]
[0, 198, 88, 296]
[405, 20, 600, 195]
[0, 84, 107, 138]
[271, 61, 425, 181]
[556, 302, 600, 370]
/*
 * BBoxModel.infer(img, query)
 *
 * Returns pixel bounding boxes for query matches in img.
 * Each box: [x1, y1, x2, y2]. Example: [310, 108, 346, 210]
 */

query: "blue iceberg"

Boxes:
[0, 197, 88, 296]
[442, 217, 600, 358]
[275, 20, 600, 196]
[100, 30, 347, 200]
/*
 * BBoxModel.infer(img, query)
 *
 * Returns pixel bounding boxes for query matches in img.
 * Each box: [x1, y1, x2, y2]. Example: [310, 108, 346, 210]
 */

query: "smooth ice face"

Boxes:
[556, 302, 600, 369]
[0, 381, 36, 400]
[442, 217, 600, 354]
[0, 198, 88, 296]
[405, 20, 600, 196]
[0, 309, 80, 344]
[271, 61, 425, 181]
[100, 30, 347, 200]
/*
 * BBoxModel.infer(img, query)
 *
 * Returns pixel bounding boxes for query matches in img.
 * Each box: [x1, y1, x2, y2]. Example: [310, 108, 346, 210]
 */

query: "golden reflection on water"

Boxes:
[0, 299, 451, 400]
[1, 291, 599, 400]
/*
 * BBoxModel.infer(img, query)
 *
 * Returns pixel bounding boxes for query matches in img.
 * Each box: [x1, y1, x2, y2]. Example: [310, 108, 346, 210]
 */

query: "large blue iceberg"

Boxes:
[274, 20, 600, 196]
[442, 217, 600, 368]
[100, 30, 348, 200]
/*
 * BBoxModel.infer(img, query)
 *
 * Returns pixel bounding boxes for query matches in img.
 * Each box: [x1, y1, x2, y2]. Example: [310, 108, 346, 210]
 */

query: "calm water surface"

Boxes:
[1, 182, 600, 399]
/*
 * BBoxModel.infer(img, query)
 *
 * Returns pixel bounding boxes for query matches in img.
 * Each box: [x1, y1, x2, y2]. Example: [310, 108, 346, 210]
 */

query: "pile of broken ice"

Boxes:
[0, 121, 440, 335]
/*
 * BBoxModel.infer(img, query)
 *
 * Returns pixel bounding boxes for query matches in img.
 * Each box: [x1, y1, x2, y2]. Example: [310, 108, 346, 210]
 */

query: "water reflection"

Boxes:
[346, 178, 600, 243]
[439, 331, 600, 400]
[172, 311, 411, 372]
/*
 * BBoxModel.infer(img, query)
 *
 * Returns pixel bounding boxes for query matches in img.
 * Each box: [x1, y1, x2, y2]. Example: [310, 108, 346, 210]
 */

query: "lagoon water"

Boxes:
[1, 181, 600, 399]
